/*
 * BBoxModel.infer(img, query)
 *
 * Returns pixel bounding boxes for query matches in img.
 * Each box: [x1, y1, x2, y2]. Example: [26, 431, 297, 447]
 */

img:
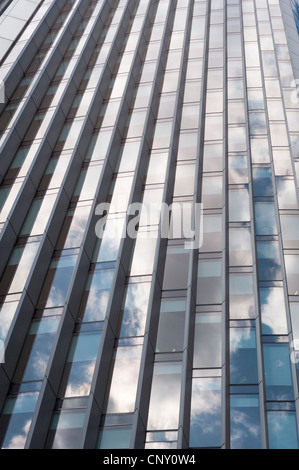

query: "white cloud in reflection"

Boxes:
[65, 362, 95, 397]
[261, 288, 288, 334]
[106, 346, 142, 413]
[3, 419, 31, 449]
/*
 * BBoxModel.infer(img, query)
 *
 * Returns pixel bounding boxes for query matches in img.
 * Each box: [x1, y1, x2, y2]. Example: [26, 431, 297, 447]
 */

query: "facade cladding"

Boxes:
[1, 0, 299, 451]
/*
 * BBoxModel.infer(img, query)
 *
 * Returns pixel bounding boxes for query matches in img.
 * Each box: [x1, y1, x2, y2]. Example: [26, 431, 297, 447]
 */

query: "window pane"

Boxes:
[230, 394, 261, 449]
[189, 377, 221, 448]
[193, 313, 222, 368]
[147, 363, 182, 430]
[230, 328, 258, 384]
[268, 412, 298, 449]
[263, 343, 294, 401]
[156, 299, 186, 353]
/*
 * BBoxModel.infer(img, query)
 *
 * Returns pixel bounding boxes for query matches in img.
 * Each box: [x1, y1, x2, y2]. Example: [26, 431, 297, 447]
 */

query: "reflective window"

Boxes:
[254, 201, 277, 235]
[197, 259, 222, 305]
[252, 167, 274, 197]
[163, 245, 190, 290]
[60, 328, 102, 398]
[147, 362, 182, 431]
[14, 316, 60, 383]
[97, 426, 131, 449]
[263, 343, 294, 401]
[268, 412, 298, 449]
[230, 393, 261, 449]
[280, 215, 299, 249]
[189, 377, 221, 448]
[256, 240, 282, 281]
[156, 299, 186, 353]
[229, 188, 250, 222]
[38, 250, 78, 309]
[0, 392, 39, 449]
[106, 345, 142, 413]
[260, 288, 288, 335]
[230, 327, 258, 384]
[199, 214, 222, 252]
[120, 282, 151, 338]
[229, 274, 255, 319]
[229, 227, 252, 266]
[48, 409, 85, 449]
[285, 254, 299, 296]
[228, 155, 248, 184]
[193, 312, 222, 368]
[78, 263, 115, 322]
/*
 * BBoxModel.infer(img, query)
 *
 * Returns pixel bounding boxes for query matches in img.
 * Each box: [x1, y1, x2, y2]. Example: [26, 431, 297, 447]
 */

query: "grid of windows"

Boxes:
[0, 0, 299, 450]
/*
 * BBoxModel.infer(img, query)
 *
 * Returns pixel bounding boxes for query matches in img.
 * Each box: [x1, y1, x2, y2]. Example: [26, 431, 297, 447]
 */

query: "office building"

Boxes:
[0, 0, 299, 450]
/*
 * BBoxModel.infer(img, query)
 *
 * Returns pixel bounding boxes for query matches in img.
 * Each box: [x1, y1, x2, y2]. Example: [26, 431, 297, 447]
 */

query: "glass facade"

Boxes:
[0, 0, 299, 450]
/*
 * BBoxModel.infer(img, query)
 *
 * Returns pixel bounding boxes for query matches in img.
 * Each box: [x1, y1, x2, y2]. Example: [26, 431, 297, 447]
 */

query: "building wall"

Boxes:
[0, 0, 299, 450]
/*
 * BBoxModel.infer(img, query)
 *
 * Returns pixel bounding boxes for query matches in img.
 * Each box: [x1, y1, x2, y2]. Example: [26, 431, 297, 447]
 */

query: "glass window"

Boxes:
[229, 188, 250, 222]
[228, 155, 248, 184]
[48, 409, 85, 449]
[250, 138, 270, 164]
[151, 121, 173, 150]
[0, 392, 39, 449]
[252, 167, 274, 197]
[276, 178, 298, 209]
[280, 215, 299, 249]
[14, 316, 60, 383]
[193, 312, 222, 368]
[285, 254, 299, 296]
[173, 163, 196, 197]
[229, 274, 255, 319]
[163, 245, 190, 290]
[260, 287, 288, 335]
[229, 227, 252, 266]
[106, 345, 142, 413]
[177, 132, 198, 160]
[97, 426, 131, 449]
[230, 327, 258, 384]
[78, 263, 115, 322]
[268, 412, 298, 449]
[254, 200, 277, 235]
[120, 282, 151, 338]
[38, 250, 78, 309]
[156, 299, 186, 353]
[201, 175, 223, 209]
[61, 329, 102, 398]
[230, 394, 261, 449]
[256, 240, 282, 281]
[147, 362, 182, 431]
[197, 259, 222, 305]
[189, 377, 221, 448]
[263, 343, 294, 401]
[228, 126, 246, 152]
[199, 214, 222, 252]
[203, 143, 223, 172]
